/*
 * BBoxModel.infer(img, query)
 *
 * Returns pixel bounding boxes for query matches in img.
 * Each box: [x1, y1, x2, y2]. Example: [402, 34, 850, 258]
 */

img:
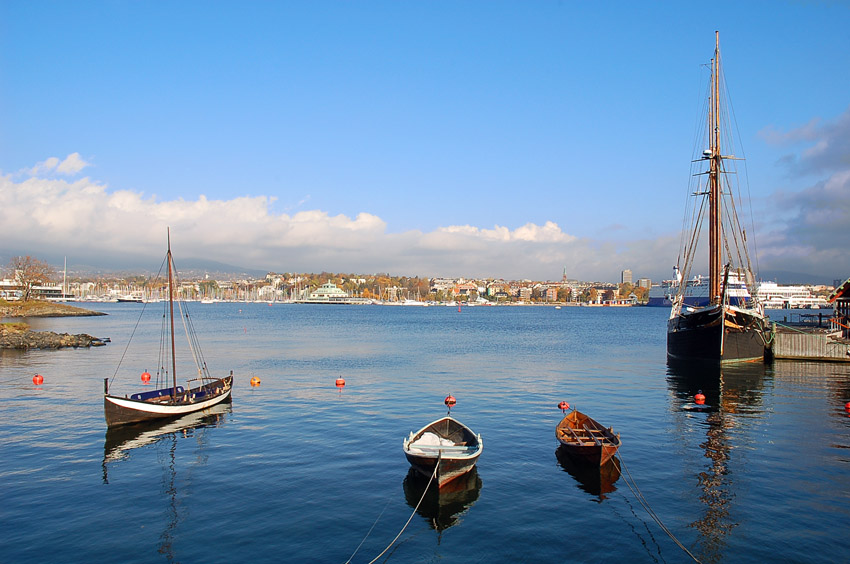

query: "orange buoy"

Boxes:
[335, 377, 346, 388]
[445, 394, 457, 409]
[558, 401, 570, 413]
[695, 391, 706, 405]
[141, 371, 151, 384]
[250, 376, 261, 387]
[845, 401, 850, 412]
[32, 374, 44, 385]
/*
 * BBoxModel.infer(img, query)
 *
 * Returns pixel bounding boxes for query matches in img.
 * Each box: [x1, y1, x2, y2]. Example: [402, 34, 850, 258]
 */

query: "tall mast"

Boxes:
[709, 31, 722, 304]
[167, 228, 178, 401]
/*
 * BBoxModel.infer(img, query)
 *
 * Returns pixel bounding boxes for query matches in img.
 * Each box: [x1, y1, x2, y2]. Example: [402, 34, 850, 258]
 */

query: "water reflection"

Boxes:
[102, 405, 231, 562]
[554, 447, 620, 501]
[102, 403, 232, 481]
[666, 360, 767, 564]
[402, 467, 482, 539]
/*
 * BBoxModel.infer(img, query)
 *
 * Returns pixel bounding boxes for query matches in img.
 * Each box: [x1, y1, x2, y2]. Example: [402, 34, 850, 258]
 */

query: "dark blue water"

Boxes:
[1, 304, 848, 563]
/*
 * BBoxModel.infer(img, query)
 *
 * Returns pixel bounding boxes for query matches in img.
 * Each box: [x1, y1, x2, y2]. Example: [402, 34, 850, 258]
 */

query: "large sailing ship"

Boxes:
[667, 32, 769, 363]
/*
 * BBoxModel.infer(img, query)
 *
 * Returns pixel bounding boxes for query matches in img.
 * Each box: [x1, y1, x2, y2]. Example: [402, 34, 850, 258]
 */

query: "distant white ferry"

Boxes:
[649, 276, 829, 309]
[756, 282, 829, 309]
[647, 272, 753, 308]
[296, 282, 370, 304]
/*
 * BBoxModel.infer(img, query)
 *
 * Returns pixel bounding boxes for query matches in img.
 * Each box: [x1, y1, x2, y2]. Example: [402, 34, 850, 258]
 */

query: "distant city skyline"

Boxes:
[1, 3, 848, 282]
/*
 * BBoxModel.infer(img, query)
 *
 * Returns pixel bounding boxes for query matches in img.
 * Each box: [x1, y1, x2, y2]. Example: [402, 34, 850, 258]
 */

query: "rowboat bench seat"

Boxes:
[409, 445, 477, 454]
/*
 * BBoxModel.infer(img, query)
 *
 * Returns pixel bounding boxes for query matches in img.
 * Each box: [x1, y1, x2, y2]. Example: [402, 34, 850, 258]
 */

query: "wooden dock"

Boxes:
[769, 324, 850, 362]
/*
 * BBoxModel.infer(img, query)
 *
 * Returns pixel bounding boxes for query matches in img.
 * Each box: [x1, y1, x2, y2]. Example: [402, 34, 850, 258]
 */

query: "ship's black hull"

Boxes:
[667, 305, 766, 363]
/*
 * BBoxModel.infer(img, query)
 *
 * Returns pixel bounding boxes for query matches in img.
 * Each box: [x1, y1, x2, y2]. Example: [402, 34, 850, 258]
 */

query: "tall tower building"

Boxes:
[621, 269, 633, 285]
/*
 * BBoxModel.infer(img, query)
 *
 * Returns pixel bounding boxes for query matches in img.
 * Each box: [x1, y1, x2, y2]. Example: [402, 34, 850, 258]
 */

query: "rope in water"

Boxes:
[347, 453, 440, 564]
[614, 450, 702, 563]
[343, 497, 392, 564]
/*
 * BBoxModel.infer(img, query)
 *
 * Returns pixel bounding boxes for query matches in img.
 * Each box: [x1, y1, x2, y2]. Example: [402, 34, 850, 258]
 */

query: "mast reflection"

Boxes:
[102, 404, 231, 563]
[667, 359, 767, 564]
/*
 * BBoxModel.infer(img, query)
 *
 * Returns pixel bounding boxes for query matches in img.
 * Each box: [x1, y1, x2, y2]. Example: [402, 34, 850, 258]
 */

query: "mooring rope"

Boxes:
[355, 454, 440, 564]
[614, 450, 702, 563]
[344, 497, 393, 564]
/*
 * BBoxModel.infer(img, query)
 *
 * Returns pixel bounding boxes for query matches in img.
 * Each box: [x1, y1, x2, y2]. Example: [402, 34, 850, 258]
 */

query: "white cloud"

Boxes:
[26, 152, 90, 177]
[0, 169, 678, 281]
[29, 157, 60, 176]
[55, 152, 91, 175]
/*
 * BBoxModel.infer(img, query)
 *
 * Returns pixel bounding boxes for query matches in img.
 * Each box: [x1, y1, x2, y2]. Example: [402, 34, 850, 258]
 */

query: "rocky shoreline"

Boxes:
[0, 324, 108, 349]
[0, 301, 108, 349]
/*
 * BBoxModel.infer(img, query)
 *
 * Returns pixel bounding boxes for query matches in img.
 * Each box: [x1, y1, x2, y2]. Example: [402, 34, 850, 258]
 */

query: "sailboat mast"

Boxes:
[167, 229, 178, 400]
[709, 30, 722, 304]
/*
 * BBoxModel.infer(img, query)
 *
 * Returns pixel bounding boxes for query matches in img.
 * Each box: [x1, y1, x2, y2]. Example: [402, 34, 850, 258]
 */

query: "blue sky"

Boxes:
[1, 1, 848, 282]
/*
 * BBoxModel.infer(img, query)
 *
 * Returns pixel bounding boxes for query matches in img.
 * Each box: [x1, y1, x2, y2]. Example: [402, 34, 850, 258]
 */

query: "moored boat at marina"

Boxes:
[403, 413, 483, 487]
[103, 231, 233, 427]
[555, 408, 620, 466]
[666, 32, 769, 363]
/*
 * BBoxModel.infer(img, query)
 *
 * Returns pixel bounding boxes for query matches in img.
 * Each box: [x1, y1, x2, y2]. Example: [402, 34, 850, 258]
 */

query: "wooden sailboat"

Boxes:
[555, 409, 620, 466]
[103, 231, 233, 427]
[667, 32, 769, 363]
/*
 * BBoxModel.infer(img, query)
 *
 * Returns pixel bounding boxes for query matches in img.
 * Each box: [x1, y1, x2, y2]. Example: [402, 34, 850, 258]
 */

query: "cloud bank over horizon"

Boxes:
[1, 155, 678, 281]
[2, 107, 848, 285]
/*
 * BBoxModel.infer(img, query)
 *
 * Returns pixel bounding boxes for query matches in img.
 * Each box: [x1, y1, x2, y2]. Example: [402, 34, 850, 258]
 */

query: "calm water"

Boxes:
[1, 304, 848, 563]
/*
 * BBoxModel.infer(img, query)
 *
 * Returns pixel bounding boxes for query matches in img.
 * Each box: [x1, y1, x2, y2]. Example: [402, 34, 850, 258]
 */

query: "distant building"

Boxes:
[637, 278, 651, 289]
[621, 269, 633, 285]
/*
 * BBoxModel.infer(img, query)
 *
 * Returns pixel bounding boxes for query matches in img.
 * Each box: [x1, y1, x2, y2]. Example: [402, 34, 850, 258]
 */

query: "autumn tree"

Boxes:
[7, 256, 55, 301]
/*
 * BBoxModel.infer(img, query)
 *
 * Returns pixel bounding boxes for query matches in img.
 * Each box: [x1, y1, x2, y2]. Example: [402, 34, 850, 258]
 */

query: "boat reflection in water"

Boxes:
[554, 447, 620, 502]
[667, 359, 767, 564]
[402, 466, 482, 538]
[103, 402, 232, 480]
[102, 403, 231, 562]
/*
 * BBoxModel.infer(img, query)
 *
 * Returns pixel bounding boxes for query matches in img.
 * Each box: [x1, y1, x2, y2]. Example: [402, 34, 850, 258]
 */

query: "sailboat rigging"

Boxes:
[104, 230, 233, 427]
[667, 32, 769, 363]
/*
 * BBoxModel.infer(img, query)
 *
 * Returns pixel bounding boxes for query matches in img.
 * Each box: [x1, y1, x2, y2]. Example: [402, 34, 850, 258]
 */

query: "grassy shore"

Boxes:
[0, 299, 106, 318]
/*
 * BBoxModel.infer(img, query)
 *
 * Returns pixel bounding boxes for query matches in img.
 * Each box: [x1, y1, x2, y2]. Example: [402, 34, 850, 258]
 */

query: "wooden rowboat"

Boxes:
[403, 416, 483, 487]
[555, 409, 620, 466]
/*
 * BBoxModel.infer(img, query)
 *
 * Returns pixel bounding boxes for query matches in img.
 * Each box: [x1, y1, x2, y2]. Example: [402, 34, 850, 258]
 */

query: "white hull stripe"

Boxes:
[105, 390, 231, 415]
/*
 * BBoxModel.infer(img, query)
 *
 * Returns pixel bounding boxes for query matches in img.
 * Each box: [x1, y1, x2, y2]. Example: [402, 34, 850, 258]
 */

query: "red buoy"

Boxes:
[141, 371, 151, 384]
[845, 401, 850, 412]
[32, 374, 44, 385]
[445, 394, 457, 408]
[558, 401, 570, 413]
[335, 377, 346, 388]
[695, 391, 706, 405]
